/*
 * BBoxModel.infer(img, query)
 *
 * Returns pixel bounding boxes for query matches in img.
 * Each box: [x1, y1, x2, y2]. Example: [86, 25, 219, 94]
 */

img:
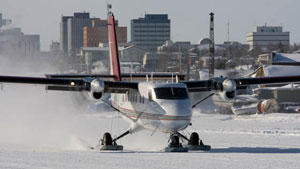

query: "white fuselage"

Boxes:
[111, 82, 192, 133]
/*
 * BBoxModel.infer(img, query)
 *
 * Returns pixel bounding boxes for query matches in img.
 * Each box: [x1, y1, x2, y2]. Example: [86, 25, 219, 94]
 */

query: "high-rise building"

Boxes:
[67, 12, 95, 54]
[83, 19, 127, 47]
[246, 26, 290, 50]
[131, 14, 170, 50]
[60, 16, 72, 54]
[60, 12, 99, 55]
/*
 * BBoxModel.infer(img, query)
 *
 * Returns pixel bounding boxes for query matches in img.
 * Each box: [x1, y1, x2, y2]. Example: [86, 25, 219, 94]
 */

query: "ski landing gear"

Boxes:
[99, 131, 130, 151]
[164, 133, 189, 152]
[187, 132, 211, 151]
[164, 132, 211, 152]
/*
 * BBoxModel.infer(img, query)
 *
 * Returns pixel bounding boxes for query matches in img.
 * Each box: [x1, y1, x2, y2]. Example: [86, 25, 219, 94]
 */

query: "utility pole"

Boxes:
[186, 52, 191, 81]
[209, 12, 215, 79]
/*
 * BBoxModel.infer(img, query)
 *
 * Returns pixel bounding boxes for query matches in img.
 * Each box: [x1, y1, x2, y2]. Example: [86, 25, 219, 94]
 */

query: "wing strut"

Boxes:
[192, 93, 215, 109]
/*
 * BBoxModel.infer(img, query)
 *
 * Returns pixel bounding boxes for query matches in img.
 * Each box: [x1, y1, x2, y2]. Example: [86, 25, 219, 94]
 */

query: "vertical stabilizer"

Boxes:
[108, 13, 122, 81]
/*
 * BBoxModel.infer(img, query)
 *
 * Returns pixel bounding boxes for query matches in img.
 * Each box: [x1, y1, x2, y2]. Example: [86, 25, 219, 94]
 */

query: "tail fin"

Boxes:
[107, 13, 121, 81]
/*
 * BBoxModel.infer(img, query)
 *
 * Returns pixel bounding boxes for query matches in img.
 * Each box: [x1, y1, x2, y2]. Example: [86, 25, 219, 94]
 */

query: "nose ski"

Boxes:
[164, 132, 211, 152]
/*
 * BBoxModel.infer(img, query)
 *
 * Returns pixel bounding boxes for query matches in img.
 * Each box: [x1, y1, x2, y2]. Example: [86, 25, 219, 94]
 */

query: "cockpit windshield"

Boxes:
[154, 87, 188, 100]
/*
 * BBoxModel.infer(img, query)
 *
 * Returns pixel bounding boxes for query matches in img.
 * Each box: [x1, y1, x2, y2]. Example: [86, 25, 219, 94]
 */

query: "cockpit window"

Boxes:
[154, 87, 188, 100]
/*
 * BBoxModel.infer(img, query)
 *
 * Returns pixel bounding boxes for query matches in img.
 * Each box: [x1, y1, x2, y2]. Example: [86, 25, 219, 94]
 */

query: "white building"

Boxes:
[246, 26, 289, 50]
[0, 27, 40, 58]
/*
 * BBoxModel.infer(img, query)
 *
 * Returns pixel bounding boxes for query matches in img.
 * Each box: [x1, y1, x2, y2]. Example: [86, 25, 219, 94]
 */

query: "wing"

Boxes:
[184, 75, 300, 92]
[0, 75, 138, 93]
[183, 80, 213, 92]
[46, 73, 185, 82]
[235, 75, 300, 86]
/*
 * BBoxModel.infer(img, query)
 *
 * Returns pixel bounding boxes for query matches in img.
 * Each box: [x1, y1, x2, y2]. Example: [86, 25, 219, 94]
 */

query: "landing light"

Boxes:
[70, 82, 75, 86]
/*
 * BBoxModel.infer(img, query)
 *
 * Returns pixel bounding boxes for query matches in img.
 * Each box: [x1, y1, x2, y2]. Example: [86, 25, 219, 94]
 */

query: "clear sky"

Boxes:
[1, 0, 299, 51]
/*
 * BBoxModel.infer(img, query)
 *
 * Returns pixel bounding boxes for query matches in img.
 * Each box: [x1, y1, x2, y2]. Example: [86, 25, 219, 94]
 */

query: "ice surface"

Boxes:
[1, 68, 300, 169]
[1, 113, 300, 169]
[1, 84, 300, 169]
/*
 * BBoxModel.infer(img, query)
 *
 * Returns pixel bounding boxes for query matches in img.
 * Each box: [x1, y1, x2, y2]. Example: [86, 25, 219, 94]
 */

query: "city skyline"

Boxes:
[1, 0, 299, 51]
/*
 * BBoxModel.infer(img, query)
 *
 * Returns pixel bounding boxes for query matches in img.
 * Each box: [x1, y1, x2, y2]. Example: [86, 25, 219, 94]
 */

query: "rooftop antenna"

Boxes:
[107, 3, 112, 16]
[227, 20, 230, 42]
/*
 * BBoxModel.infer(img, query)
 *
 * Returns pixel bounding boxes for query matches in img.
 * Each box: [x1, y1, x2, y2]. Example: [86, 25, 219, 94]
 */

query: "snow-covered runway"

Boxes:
[1, 113, 300, 169]
[1, 85, 300, 169]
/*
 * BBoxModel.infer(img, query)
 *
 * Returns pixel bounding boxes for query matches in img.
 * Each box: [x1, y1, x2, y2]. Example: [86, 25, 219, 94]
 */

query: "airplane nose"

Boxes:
[159, 100, 192, 131]
[162, 100, 192, 116]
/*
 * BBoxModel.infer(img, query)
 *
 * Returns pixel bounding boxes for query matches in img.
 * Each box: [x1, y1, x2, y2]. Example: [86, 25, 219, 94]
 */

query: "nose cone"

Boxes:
[161, 100, 191, 116]
[158, 99, 192, 132]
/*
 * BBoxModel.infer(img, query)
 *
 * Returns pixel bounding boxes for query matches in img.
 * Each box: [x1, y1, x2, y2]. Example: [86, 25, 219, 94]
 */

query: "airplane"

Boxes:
[2, 10, 300, 152]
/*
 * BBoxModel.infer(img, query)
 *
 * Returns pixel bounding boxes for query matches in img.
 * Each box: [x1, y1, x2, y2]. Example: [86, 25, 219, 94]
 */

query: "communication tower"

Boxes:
[209, 12, 215, 79]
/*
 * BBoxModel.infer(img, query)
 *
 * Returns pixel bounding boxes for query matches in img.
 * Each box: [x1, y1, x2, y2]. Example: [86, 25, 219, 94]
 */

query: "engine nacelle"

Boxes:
[213, 79, 237, 101]
[221, 79, 236, 99]
[222, 79, 236, 92]
[88, 79, 105, 100]
[222, 90, 236, 99]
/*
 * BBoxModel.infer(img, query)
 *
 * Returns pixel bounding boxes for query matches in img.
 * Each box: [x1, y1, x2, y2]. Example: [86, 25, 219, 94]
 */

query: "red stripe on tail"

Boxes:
[108, 13, 121, 81]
